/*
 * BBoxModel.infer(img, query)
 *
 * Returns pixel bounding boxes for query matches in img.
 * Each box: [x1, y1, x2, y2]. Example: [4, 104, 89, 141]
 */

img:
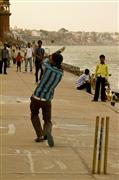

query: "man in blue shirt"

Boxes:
[1, 43, 9, 74]
[34, 40, 45, 82]
[30, 52, 63, 147]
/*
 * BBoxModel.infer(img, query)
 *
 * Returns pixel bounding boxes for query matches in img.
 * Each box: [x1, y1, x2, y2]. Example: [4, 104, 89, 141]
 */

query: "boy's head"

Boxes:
[38, 40, 42, 47]
[50, 52, 63, 69]
[4, 43, 7, 48]
[28, 42, 31, 47]
[99, 54, 105, 64]
[85, 69, 90, 75]
[18, 52, 21, 55]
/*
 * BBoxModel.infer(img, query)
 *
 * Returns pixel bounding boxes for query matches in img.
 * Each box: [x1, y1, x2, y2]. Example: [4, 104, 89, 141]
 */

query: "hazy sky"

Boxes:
[10, 0, 119, 32]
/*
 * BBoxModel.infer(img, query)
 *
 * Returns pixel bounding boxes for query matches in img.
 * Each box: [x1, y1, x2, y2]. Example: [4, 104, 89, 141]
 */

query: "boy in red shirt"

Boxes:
[16, 52, 23, 72]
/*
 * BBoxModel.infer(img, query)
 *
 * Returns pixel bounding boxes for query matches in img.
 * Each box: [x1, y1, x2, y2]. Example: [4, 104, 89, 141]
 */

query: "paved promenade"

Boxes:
[0, 65, 119, 180]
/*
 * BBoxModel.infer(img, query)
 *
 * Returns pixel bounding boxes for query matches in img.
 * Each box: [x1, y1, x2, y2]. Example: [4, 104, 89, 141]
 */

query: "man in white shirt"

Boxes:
[24, 43, 33, 72]
[76, 69, 91, 94]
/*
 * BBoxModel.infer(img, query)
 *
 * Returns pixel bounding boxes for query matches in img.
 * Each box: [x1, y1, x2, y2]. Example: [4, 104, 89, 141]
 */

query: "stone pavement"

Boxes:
[0, 65, 119, 180]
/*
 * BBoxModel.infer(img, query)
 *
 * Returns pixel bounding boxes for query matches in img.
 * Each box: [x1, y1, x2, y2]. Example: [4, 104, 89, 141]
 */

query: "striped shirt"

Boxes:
[33, 59, 63, 101]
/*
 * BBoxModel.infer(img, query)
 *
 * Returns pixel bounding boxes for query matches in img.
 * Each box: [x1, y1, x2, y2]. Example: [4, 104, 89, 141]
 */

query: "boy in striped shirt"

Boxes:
[30, 50, 64, 147]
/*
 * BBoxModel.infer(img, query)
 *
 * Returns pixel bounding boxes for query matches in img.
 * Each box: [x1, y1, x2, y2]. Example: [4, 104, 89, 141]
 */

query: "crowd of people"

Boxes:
[0, 39, 116, 147]
[0, 40, 44, 81]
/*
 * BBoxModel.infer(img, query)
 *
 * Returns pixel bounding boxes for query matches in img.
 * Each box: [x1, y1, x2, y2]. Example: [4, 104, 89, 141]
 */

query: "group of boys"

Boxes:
[76, 54, 109, 102]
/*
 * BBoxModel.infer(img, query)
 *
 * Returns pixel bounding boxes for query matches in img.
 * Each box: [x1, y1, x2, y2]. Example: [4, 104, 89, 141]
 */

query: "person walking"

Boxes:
[30, 51, 64, 147]
[11, 49, 17, 64]
[0, 42, 3, 74]
[1, 43, 9, 74]
[34, 40, 45, 82]
[7, 44, 12, 67]
[24, 42, 33, 72]
[92, 54, 108, 102]
[16, 52, 23, 72]
[32, 40, 37, 63]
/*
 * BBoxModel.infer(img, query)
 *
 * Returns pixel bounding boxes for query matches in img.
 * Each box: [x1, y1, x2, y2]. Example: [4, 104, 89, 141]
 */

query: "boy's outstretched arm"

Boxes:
[55, 46, 66, 54]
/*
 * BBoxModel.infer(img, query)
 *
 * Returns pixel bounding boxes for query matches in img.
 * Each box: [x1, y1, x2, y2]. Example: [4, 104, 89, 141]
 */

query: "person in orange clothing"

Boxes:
[16, 52, 23, 72]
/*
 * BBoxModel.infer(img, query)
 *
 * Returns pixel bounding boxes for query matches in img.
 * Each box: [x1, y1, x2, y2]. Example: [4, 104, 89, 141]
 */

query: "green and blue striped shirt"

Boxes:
[33, 59, 63, 101]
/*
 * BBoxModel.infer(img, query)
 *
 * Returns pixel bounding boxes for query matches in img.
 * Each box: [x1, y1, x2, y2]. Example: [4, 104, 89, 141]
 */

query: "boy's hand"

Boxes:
[60, 46, 65, 52]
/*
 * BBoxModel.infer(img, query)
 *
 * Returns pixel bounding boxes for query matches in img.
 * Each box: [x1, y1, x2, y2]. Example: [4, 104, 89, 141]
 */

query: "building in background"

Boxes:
[0, 0, 11, 40]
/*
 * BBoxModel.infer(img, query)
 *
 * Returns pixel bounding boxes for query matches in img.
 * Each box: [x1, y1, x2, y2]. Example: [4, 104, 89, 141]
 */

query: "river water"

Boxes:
[45, 45, 119, 91]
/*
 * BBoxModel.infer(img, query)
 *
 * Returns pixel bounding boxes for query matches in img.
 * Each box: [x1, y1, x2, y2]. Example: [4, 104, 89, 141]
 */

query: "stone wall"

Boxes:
[62, 63, 83, 76]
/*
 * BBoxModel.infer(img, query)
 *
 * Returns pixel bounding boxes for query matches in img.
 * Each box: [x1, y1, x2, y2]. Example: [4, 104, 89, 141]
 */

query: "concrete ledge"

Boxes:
[62, 63, 83, 76]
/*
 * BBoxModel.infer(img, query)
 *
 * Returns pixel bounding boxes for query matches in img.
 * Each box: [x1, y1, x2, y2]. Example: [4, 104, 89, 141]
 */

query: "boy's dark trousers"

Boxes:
[30, 96, 52, 138]
[17, 62, 21, 72]
[94, 76, 106, 101]
[77, 82, 91, 94]
[1, 58, 8, 74]
[35, 62, 43, 82]
[0, 60, 2, 73]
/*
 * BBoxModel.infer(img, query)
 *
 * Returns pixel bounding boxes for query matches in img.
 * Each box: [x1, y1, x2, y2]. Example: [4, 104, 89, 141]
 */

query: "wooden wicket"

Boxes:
[92, 116, 110, 174]
[97, 117, 104, 174]
[92, 116, 99, 174]
[104, 116, 109, 174]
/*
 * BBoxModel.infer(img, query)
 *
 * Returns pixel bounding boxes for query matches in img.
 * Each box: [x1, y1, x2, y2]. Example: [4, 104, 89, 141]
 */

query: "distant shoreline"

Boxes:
[45, 44, 119, 46]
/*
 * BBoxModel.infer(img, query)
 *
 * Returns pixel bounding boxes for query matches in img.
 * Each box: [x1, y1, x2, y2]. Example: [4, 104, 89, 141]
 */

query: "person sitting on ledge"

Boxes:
[76, 69, 92, 94]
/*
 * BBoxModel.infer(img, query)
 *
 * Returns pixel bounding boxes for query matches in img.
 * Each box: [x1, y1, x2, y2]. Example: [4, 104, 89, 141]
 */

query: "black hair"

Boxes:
[99, 54, 105, 59]
[38, 40, 42, 44]
[52, 53, 63, 69]
[85, 69, 90, 75]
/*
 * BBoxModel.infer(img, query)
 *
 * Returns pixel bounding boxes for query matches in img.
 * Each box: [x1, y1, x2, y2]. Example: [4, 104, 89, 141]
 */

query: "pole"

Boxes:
[92, 116, 99, 174]
[104, 116, 109, 174]
[97, 117, 104, 174]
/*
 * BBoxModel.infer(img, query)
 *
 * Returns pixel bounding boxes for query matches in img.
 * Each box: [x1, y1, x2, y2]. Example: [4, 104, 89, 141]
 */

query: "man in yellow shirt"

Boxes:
[92, 55, 108, 102]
